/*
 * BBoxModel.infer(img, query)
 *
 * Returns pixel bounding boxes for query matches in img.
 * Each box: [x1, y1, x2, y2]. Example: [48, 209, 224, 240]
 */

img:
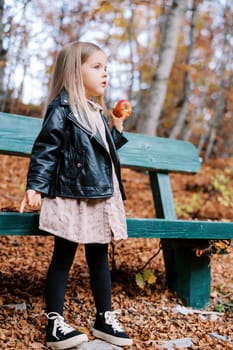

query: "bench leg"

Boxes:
[161, 239, 211, 309]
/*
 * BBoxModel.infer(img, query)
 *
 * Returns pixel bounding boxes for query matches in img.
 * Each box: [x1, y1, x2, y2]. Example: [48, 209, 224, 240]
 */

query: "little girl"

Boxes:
[20, 41, 133, 349]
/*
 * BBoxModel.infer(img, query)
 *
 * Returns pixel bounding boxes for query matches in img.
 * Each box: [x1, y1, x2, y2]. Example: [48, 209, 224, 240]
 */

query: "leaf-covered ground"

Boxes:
[0, 155, 233, 349]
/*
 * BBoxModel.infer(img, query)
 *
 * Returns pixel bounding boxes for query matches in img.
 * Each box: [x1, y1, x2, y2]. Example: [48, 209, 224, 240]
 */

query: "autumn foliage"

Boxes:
[0, 155, 233, 349]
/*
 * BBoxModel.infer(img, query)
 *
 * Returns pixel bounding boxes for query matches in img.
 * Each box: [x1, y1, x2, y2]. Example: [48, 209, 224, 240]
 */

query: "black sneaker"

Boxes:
[46, 312, 88, 349]
[92, 310, 133, 347]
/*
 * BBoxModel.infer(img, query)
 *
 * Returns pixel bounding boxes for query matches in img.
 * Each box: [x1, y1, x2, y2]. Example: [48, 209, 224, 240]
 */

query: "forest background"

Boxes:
[1, 0, 233, 161]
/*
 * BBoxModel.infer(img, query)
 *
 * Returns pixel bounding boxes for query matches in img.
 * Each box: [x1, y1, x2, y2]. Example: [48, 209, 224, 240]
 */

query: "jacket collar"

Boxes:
[60, 90, 69, 105]
[59, 91, 102, 112]
[58, 91, 108, 150]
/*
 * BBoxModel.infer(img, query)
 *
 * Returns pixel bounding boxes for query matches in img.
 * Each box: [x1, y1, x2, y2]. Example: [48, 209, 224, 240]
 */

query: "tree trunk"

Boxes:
[204, 3, 231, 160]
[204, 88, 226, 160]
[170, 0, 198, 139]
[136, 0, 187, 136]
[0, 0, 7, 111]
[185, 84, 208, 142]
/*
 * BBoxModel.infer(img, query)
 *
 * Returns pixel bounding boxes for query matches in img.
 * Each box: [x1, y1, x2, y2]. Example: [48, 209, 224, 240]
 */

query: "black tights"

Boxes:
[45, 236, 112, 315]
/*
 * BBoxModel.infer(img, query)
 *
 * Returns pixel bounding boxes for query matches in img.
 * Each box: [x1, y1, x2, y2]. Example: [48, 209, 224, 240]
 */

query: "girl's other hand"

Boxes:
[19, 189, 42, 213]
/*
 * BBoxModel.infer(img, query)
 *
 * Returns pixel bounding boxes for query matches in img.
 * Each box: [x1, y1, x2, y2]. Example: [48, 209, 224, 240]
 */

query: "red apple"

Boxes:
[112, 99, 132, 118]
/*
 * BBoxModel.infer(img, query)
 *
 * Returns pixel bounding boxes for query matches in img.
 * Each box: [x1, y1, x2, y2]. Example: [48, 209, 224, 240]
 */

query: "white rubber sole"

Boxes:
[92, 328, 133, 346]
[46, 333, 88, 349]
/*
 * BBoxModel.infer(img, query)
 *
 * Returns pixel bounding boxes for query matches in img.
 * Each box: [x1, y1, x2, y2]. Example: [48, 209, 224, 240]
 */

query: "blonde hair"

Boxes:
[46, 41, 107, 134]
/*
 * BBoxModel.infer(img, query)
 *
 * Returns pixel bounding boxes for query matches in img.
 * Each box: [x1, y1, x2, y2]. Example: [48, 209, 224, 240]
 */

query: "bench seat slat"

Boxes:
[127, 218, 233, 239]
[1, 212, 233, 240]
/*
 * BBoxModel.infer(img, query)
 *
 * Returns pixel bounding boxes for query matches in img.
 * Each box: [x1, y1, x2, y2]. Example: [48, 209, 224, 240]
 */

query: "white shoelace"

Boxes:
[104, 310, 124, 332]
[47, 312, 74, 336]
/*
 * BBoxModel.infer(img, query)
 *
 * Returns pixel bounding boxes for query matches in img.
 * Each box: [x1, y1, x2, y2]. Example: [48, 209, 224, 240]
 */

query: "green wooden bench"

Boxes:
[1, 112, 233, 309]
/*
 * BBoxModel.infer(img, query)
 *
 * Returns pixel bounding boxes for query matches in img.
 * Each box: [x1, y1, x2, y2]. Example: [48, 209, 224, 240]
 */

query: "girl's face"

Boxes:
[81, 50, 108, 98]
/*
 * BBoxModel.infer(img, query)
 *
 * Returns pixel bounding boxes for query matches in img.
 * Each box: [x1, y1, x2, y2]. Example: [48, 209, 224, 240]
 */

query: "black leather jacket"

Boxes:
[26, 92, 128, 199]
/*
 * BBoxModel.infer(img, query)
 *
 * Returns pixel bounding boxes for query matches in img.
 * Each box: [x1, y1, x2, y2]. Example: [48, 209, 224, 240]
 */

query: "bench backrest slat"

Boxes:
[0, 113, 42, 157]
[122, 132, 201, 173]
[0, 112, 201, 173]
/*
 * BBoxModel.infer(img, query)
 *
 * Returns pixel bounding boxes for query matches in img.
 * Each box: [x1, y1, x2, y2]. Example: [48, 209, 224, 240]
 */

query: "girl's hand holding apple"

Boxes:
[112, 99, 132, 119]
[111, 99, 132, 132]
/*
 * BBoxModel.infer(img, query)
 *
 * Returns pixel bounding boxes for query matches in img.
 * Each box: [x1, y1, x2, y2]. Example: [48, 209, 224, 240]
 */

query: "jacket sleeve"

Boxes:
[26, 106, 66, 194]
[111, 126, 128, 150]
